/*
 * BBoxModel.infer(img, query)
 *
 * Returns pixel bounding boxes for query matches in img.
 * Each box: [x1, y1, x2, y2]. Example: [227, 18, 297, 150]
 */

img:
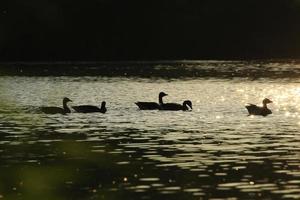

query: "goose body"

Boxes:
[40, 97, 72, 114]
[160, 100, 192, 111]
[245, 98, 272, 116]
[135, 102, 161, 110]
[135, 92, 167, 110]
[72, 101, 106, 113]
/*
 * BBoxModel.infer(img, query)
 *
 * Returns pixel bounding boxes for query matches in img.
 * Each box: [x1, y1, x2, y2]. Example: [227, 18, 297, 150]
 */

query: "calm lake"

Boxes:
[0, 61, 300, 199]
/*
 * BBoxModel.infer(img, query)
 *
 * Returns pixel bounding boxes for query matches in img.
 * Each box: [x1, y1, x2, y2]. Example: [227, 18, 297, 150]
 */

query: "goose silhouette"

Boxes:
[72, 101, 107, 113]
[245, 98, 272, 116]
[160, 100, 192, 111]
[40, 97, 72, 114]
[135, 92, 167, 110]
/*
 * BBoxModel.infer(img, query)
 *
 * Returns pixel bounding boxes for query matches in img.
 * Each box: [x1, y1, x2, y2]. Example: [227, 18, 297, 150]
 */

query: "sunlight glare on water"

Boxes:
[0, 75, 300, 199]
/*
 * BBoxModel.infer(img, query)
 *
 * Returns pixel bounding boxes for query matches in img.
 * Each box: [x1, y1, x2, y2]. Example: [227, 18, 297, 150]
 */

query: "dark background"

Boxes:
[1, 0, 300, 61]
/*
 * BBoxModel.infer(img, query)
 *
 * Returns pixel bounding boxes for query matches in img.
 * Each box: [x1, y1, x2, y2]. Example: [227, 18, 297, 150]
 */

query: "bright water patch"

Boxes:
[0, 74, 300, 199]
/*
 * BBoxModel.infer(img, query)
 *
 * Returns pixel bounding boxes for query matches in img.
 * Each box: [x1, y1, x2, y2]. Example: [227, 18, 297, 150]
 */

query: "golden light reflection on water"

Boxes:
[233, 82, 300, 122]
[0, 76, 300, 199]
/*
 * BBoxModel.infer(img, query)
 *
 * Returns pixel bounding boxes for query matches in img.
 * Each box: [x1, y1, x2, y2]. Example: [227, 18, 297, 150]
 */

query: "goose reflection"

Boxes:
[40, 97, 72, 114]
[245, 98, 272, 116]
[135, 92, 167, 110]
[72, 101, 107, 113]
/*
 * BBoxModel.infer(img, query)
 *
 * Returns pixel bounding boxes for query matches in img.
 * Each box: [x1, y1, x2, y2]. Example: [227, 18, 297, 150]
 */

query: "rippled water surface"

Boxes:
[1, 64, 300, 199]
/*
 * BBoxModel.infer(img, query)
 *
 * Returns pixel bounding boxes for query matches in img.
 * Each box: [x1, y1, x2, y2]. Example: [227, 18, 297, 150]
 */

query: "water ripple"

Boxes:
[0, 75, 300, 199]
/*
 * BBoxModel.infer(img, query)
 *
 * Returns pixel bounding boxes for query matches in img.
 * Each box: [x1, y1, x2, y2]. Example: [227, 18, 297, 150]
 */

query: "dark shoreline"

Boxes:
[1, 60, 300, 78]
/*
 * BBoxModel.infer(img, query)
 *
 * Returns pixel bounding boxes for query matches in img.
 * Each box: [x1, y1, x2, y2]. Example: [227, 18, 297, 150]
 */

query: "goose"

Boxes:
[40, 97, 72, 114]
[72, 101, 107, 113]
[135, 92, 167, 110]
[160, 100, 193, 111]
[245, 98, 272, 116]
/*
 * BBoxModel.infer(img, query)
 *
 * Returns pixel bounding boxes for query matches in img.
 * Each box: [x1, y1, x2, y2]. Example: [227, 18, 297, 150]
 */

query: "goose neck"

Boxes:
[159, 96, 164, 104]
[63, 102, 71, 113]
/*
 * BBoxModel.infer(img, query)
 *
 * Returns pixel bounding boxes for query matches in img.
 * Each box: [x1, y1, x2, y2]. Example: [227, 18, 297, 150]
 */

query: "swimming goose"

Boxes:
[40, 97, 72, 114]
[135, 92, 167, 110]
[245, 98, 272, 116]
[72, 101, 107, 113]
[160, 100, 193, 111]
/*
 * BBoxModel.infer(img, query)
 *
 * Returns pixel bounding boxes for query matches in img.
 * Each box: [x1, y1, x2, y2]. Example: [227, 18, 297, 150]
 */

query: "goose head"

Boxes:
[262, 98, 272, 105]
[63, 97, 72, 104]
[101, 101, 106, 108]
[183, 100, 193, 110]
[159, 92, 168, 98]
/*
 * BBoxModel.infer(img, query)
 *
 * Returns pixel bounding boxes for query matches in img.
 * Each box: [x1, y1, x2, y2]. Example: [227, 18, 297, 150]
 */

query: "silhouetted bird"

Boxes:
[72, 101, 107, 113]
[40, 97, 72, 114]
[135, 92, 168, 110]
[245, 98, 272, 116]
[160, 100, 193, 111]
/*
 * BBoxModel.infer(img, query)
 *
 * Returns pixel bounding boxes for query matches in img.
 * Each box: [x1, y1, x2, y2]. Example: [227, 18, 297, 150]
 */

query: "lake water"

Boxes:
[0, 61, 300, 199]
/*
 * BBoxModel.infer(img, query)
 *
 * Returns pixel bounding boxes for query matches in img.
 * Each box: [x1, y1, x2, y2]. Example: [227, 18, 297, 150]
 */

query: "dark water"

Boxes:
[0, 61, 300, 199]
[3, 60, 300, 78]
